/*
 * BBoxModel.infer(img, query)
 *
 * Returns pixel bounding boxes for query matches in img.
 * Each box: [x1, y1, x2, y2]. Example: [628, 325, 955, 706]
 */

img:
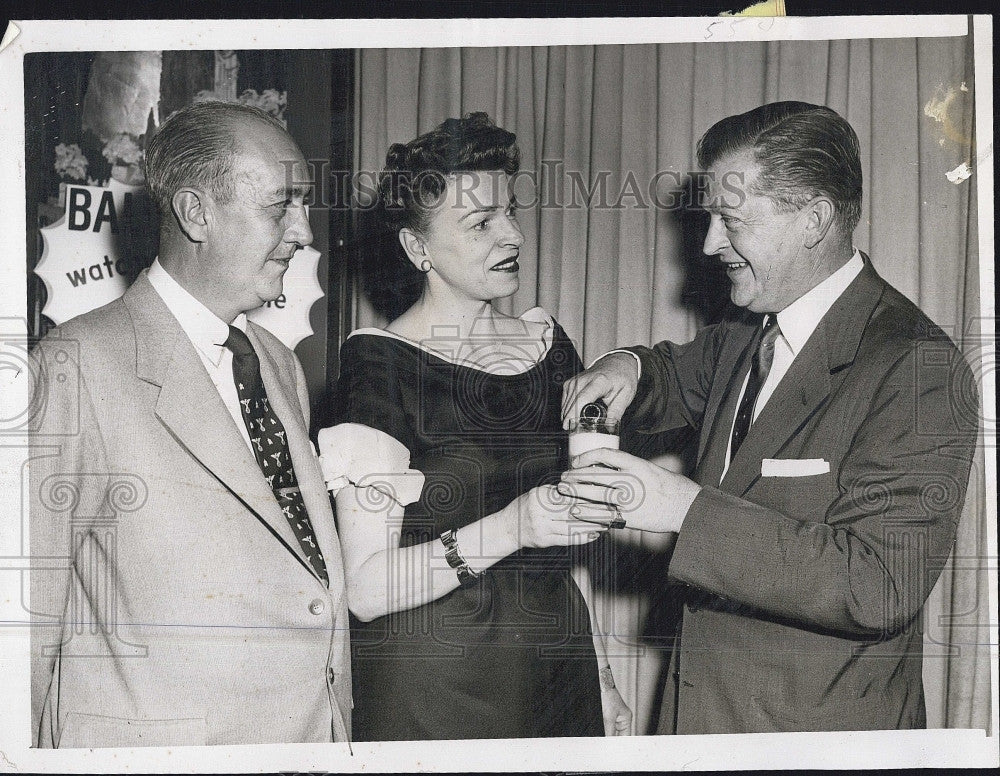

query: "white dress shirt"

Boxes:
[594, 251, 865, 480]
[147, 259, 253, 452]
[719, 250, 864, 477]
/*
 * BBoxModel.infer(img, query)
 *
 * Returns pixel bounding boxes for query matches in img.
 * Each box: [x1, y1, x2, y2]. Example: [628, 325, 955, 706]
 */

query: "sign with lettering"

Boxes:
[36, 183, 324, 350]
[246, 244, 323, 350]
[35, 182, 139, 325]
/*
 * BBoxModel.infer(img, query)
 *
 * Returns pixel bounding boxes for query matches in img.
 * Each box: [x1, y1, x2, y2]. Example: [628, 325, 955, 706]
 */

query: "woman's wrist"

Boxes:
[456, 511, 519, 573]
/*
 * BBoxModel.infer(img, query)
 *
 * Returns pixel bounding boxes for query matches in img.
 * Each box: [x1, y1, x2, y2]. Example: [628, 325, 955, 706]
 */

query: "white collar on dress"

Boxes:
[348, 306, 555, 375]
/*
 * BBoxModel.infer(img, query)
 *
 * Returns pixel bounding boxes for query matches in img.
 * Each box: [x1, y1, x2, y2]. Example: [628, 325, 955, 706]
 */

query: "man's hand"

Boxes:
[561, 351, 639, 427]
[558, 448, 702, 533]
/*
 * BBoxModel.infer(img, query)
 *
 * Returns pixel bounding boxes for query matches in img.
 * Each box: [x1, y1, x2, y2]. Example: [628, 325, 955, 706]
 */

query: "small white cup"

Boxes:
[568, 416, 620, 459]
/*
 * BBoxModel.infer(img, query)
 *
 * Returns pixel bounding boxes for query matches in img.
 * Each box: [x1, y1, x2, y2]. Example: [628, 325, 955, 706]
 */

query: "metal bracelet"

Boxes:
[440, 528, 481, 587]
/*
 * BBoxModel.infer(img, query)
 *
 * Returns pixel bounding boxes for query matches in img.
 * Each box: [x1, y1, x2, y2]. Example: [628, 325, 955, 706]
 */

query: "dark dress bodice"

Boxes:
[335, 317, 603, 741]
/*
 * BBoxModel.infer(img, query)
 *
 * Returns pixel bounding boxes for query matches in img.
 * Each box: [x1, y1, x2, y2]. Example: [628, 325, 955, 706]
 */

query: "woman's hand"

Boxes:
[501, 484, 608, 550]
[602, 684, 633, 736]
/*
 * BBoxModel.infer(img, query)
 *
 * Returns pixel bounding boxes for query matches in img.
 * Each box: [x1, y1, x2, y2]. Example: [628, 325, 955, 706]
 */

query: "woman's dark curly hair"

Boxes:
[378, 112, 520, 235]
[362, 113, 520, 319]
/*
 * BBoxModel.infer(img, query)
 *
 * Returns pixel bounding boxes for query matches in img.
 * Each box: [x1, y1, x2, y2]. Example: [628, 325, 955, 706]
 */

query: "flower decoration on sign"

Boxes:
[193, 87, 288, 126]
[101, 132, 146, 185]
[102, 133, 144, 166]
[54, 143, 89, 181]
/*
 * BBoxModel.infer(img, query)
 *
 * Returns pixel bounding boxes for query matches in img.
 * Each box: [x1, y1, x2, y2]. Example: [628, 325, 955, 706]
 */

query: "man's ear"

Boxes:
[803, 196, 836, 249]
[171, 188, 210, 242]
[398, 227, 428, 271]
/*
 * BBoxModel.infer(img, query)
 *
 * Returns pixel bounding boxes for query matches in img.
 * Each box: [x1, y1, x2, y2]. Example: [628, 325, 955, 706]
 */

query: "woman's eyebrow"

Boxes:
[458, 205, 500, 221]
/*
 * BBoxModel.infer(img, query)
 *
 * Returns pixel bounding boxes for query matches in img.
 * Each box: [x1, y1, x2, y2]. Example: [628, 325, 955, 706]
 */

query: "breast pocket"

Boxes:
[753, 471, 836, 521]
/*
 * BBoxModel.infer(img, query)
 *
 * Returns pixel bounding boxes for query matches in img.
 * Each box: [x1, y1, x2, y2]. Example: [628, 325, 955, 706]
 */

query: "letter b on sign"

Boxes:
[68, 187, 92, 231]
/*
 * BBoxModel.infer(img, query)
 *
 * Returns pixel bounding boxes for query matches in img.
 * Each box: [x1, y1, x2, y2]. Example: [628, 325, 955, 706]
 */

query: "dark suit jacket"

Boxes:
[626, 258, 977, 734]
[30, 272, 352, 747]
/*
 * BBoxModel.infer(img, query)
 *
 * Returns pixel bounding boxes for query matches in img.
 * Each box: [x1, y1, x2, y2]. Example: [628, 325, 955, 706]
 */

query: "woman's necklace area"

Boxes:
[389, 305, 549, 374]
[422, 316, 548, 374]
[453, 337, 546, 374]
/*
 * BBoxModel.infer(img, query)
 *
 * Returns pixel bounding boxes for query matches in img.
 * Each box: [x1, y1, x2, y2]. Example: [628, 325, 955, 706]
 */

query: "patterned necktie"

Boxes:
[224, 326, 329, 586]
[730, 314, 781, 458]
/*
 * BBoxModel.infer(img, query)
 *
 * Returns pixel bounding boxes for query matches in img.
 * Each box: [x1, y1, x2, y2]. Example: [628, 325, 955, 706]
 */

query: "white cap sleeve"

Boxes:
[316, 423, 425, 506]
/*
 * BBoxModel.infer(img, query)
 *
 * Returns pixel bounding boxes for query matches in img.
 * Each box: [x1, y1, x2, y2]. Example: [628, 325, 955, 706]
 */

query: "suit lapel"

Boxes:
[124, 274, 316, 575]
[714, 257, 887, 497]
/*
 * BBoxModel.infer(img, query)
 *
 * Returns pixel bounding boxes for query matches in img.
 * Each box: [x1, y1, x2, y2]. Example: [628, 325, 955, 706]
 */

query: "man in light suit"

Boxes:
[29, 101, 352, 747]
[560, 102, 976, 733]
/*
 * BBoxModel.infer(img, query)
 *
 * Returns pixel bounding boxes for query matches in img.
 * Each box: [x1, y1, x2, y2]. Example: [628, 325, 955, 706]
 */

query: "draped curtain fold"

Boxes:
[352, 36, 988, 733]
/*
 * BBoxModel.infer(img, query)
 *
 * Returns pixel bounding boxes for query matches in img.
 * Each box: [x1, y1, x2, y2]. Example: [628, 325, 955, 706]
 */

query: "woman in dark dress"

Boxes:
[318, 113, 631, 741]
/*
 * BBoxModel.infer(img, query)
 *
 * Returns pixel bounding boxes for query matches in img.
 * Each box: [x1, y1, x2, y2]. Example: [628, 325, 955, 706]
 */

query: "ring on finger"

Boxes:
[608, 506, 626, 530]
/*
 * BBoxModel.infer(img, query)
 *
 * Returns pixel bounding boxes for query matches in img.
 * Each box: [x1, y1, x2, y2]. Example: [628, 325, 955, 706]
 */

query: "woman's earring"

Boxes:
[419, 259, 433, 273]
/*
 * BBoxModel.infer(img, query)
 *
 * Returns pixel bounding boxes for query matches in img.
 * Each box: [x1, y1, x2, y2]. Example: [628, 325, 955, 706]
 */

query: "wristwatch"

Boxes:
[599, 664, 616, 691]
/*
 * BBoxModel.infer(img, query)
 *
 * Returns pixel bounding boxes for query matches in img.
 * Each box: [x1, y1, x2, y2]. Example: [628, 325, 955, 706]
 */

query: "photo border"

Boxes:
[0, 15, 994, 772]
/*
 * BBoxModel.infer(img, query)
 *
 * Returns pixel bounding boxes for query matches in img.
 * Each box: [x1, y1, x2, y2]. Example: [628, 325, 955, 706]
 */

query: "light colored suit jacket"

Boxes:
[626, 258, 977, 734]
[29, 272, 352, 747]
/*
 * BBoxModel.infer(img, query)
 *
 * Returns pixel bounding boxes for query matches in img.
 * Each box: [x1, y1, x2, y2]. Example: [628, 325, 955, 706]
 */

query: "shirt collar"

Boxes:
[147, 258, 248, 366]
[774, 250, 864, 356]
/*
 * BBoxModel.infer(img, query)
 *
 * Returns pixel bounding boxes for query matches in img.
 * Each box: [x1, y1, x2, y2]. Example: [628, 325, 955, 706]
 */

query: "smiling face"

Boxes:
[408, 171, 524, 303]
[200, 119, 313, 320]
[702, 149, 825, 314]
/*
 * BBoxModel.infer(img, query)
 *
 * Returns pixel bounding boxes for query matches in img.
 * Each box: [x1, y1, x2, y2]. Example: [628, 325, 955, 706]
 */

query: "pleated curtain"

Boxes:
[351, 36, 988, 733]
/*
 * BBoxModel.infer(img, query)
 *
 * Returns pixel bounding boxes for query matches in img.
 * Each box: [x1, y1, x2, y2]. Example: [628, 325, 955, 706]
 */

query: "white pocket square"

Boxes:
[761, 458, 830, 477]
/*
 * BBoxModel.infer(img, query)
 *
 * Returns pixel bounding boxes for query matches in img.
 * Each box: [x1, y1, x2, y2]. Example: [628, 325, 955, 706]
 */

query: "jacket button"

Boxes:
[328, 667, 335, 683]
[308, 598, 325, 615]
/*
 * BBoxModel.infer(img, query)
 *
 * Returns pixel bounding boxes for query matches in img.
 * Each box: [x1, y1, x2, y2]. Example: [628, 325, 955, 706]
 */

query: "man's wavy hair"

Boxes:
[697, 101, 863, 234]
[377, 112, 520, 235]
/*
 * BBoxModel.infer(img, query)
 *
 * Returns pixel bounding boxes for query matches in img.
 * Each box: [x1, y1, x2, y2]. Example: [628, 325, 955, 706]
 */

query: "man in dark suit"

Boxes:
[30, 101, 352, 747]
[560, 101, 977, 734]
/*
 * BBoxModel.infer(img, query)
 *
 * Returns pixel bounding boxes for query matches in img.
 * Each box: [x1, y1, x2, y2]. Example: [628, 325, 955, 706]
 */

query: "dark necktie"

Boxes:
[224, 326, 329, 586]
[730, 314, 781, 458]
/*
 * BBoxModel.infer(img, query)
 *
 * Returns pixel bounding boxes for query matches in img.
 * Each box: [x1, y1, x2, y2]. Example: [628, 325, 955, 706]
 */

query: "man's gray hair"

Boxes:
[144, 100, 287, 221]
